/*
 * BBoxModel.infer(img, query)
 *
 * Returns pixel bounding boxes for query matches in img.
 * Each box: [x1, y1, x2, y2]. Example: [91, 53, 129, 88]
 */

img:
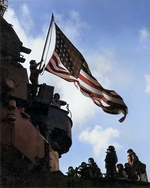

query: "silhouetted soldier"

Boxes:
[67, 166, 77, 177]
[78, 162, 90, 178]
[124, 162, 137, 180]
[52, 93, 67, 108]
[116, 163, 128, 179]
[88, 157, 102, 177]
[29, 60, 45, 98]
[138, 163, 148, 182]
[105, 145, 118, 178]
[127, 149, 148, 182]
[127, 149, 139, 180]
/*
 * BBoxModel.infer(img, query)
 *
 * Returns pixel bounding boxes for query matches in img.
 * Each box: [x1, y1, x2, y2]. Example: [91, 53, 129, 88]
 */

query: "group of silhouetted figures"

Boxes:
[67, 157, 103, 178]
[29, 61, 148, 183]
[66, 146, 148, 182]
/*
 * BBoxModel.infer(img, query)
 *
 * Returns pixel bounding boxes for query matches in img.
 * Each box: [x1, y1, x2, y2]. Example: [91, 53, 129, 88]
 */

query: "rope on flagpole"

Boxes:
[40, 26, 53, 75]
[39, 13, 54, 70]
[43, 22, 53, 66]
[40, 20, 54, 75]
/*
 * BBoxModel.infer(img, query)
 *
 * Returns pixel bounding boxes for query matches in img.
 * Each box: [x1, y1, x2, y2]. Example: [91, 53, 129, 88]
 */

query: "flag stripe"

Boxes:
[80, 69, 124, 100]
[79, 70, 126, 105]
[46, 53, 79, 83]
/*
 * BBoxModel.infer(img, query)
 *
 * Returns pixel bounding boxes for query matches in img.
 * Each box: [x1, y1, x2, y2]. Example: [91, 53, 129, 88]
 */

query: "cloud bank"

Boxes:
[79, 125, 120, 156]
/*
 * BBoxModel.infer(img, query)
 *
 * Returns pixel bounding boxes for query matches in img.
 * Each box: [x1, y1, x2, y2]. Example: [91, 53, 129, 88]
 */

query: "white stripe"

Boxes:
[79, 77, 102, 96]
[80, 70, 125, 105]
[80, 69, 101, 87]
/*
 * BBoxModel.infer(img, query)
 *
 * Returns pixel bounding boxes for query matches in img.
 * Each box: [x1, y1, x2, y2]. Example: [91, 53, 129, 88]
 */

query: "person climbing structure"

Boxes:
[29, 60, 45, 98]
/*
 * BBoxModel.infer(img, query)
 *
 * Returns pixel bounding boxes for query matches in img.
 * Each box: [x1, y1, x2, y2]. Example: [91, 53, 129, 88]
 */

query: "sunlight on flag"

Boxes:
[45, 15, 128, 122]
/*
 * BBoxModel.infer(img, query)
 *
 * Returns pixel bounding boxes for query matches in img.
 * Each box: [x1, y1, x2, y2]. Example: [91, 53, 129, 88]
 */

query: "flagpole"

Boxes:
[39, 13, 54, 70]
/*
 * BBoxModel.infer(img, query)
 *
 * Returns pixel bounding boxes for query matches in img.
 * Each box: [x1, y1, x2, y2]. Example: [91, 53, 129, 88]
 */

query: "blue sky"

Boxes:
[4, 0, 150, 181]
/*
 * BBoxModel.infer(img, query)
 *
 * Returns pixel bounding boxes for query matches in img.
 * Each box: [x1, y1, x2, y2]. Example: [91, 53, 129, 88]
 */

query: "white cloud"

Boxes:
[139, 28, 150, 39]
[20, 4, 34, 33]
[79, 125, 120, 156]
[145, 74, 150, 94]
[4, 7, 45, 74]
[46, 76, 96, 126]
[21, 4, 29, 17]
[4, 8, 23, 33]
[62, 86, 95, 125]
[70, 10, 80, 21]
[139, 28, 150, 51]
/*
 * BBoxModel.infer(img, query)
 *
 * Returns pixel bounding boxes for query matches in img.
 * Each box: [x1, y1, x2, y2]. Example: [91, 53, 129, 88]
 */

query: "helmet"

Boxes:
[124, 163, 130, 168]
[68, 166, 74, 171]
[127, 149, 133, 154]
[81, 162, 87, 167]
[117, 163, 123, 170]
[107, 145, 115, 152]
[54, 93, 60, 100]
[88, 157, 94, 164]
[30, 60, 36, 64]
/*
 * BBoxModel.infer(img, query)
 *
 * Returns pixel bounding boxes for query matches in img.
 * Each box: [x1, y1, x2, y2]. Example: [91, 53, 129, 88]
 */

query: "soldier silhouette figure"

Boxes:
[29, 60, 45, 98]
[105, 145, 118, 178]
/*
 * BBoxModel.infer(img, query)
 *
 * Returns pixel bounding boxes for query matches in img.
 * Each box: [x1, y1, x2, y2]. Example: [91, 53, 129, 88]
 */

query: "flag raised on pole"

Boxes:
[45, 15, 128, 122]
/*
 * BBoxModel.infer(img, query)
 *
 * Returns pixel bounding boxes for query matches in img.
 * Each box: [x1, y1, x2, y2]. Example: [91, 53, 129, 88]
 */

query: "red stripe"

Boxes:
[79, 73, 101, 90]
[79, 82, 108, 104]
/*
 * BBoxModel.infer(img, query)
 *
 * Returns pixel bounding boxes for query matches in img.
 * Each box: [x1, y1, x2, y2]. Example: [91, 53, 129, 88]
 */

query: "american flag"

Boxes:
[46, 22, 128, 122]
